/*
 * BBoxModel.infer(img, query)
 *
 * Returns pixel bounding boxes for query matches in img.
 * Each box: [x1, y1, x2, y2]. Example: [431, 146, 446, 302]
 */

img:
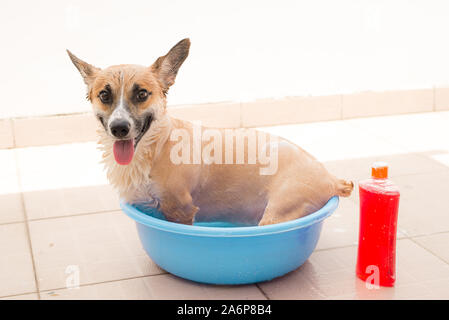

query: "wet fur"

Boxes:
[68, 39, 354, 226]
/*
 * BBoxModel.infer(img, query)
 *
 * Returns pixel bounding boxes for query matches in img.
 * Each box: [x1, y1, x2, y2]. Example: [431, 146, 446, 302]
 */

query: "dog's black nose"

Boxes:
[110, 120, 131, 138]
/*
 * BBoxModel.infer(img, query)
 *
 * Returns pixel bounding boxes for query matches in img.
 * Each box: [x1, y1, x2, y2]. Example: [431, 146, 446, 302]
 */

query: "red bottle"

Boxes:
[356, 162, 400, 287]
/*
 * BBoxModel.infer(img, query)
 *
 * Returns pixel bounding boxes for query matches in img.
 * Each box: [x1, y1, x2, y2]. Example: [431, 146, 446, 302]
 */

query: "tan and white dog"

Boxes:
[67, 38, 353, 226]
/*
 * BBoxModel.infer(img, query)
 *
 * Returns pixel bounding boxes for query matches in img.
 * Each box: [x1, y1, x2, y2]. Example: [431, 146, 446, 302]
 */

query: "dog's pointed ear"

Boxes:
[66, 50, 100, 86]
[151, 38, 190, 92]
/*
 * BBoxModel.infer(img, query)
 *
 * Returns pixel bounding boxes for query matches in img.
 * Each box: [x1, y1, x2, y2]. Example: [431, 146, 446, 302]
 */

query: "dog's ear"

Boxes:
[66, 50, 100, 86]
[151, 38, 190, 92]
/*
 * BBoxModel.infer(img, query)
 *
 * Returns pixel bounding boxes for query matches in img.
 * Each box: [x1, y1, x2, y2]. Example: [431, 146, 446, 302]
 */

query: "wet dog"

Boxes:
[67, 39, 353, 226]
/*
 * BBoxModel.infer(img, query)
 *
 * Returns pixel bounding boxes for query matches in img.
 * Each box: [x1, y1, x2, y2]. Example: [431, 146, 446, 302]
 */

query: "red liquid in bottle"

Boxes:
[356, 162, 400, 287]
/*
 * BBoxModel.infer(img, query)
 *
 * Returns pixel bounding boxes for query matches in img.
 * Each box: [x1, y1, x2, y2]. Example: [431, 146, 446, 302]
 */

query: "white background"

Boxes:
[1, 0, 449, 118]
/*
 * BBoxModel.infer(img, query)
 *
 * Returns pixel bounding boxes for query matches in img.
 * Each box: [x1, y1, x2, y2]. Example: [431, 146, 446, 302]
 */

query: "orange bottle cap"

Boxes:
[371, 161, 388, 179]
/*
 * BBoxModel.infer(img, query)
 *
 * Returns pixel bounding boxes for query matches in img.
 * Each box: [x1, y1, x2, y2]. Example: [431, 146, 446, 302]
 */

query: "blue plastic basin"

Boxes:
[120, 196, 339, 285]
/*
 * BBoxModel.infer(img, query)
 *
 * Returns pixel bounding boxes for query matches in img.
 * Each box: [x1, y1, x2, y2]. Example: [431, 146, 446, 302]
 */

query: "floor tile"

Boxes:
[140, 274, 267, 300]
[316, 198, 359, 250]
[429, 151, 449, 169]
[16, 142, 108, 192]
[169, 102, 241, 128]
[242, 95, 341, 127]
[392, 172, 449, 236]
[41, 274, 266, 300]
[413, 232, 449, 264]
[0, 193, 25, 224]
[0, 293, 39, 300]
[316, 197, 409, 251]
[342, 89, 433, 118]
[40, 278, 152, 300]
[346, 111, 449, 154]
[40, 278, 155, 300]
[331, 279, 449, 300]
[323, 152, 449, 184]
[334, 170, 449, 238]
[260, 120, 407, 163]
[16, 142, 120, 219]
[23, 184, 120, 220]
[435, 88, 449, 111]
[317, 196, 408, 252]
[4, 112, 449, 300]
[407, 278, 449, 299]
[0, 149, 24, 223]
[13, 114, 98, 148]
[0, 118, 14, 149]
[259, 239, 449, 299]
[29, 211, 165, 291]
[0, 223, 36, 297]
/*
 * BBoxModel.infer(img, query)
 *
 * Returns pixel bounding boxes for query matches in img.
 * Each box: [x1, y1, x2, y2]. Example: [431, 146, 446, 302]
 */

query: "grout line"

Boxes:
[0, 291, 39, 300]
[3, 205, 449, 242]
[0, 209, 123, 227]
[12, 149, 41, 300]
[409, 237, 449, 266]
[407, 153, 449, 173]
[255, 284, 270, 300]
[39, 272, 272, 300]
[36, 237, 446, 297]
[410, 229, 449, 239]
[2, 111, 93, 121]
[314, 243, 357, 253]
[27, 209, 124, 223]
[315, 235, 415, 254]
[39, 272, 168, 294]
[0, 219, 26, 226]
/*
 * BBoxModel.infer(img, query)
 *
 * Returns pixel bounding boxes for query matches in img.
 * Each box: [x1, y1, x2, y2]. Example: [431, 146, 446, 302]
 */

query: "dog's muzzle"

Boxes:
[134, 114, 153, 148]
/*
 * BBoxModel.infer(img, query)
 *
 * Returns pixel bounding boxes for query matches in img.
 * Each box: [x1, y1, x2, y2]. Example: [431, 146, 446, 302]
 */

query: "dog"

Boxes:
[67, 38, 353, 226]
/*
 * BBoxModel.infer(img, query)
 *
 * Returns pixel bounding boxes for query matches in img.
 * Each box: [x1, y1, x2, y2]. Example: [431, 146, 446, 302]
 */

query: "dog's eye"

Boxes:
[136, 89, 150, 102]
[98, 90, 111, 104]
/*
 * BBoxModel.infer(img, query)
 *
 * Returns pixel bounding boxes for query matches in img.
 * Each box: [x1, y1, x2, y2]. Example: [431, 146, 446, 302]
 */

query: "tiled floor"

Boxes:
[1, 111, 449, 300]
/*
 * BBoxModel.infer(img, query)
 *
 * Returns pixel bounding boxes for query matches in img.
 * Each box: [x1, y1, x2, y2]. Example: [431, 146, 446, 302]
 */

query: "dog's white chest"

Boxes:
[102, 141, 161, 207]
[123, 179, 162, 209]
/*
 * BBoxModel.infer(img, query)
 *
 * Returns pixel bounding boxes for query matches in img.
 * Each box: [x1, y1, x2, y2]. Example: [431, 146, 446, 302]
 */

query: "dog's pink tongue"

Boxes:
[113, 139, 134, 165]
